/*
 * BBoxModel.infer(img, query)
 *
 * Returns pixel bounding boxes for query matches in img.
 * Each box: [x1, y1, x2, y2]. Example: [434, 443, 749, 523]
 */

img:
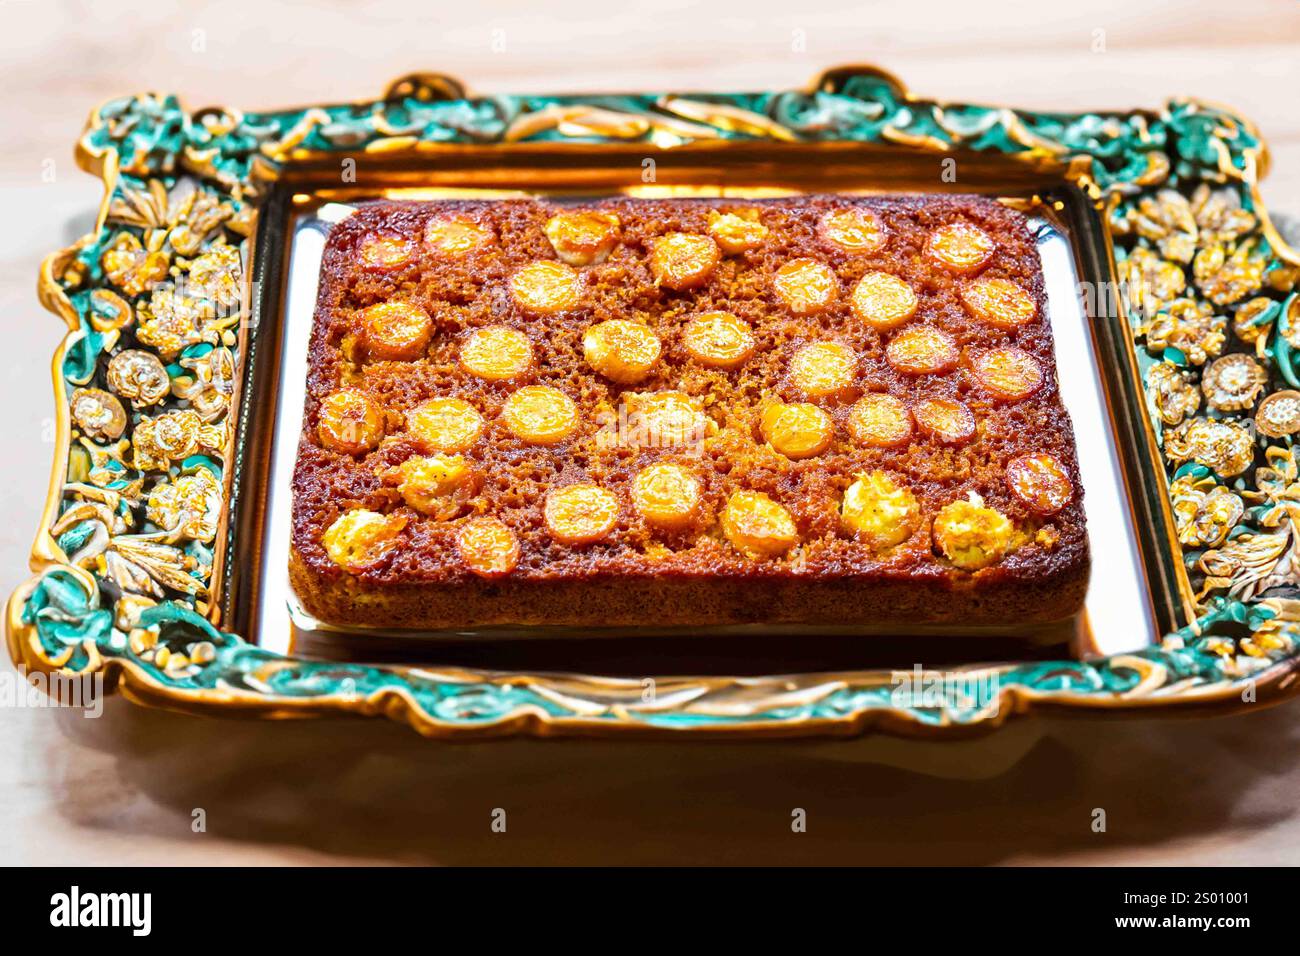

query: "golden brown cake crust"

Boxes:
[291, 195, 1089, 629]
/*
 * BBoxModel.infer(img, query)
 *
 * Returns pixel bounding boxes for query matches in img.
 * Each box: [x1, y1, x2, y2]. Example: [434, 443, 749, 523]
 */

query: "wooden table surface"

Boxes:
[3, 0, 1299, 865]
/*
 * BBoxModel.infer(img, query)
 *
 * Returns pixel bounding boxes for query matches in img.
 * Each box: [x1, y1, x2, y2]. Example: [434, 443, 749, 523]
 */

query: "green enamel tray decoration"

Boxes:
[8, 67, 1300, 738]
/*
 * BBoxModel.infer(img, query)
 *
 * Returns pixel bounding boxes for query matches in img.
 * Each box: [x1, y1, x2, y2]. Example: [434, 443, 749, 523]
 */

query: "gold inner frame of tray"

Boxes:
[222, 153, 1197, 651]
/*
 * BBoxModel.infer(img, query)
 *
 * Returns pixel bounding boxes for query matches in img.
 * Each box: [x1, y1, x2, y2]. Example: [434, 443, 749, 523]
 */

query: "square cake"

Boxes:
[289, 195, 1089, 630]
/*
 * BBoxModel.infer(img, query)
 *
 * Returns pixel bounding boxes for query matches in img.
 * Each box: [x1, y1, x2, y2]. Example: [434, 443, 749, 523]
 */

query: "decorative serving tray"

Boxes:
[8, 66, 1300, 738]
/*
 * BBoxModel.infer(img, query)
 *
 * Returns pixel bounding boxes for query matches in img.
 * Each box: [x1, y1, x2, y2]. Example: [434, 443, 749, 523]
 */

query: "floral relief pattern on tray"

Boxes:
[6, 67, 1300, 738]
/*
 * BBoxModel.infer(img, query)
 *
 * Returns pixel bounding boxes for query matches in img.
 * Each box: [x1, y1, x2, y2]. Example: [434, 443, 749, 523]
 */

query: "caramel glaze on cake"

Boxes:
[290, 195, 1090, 630]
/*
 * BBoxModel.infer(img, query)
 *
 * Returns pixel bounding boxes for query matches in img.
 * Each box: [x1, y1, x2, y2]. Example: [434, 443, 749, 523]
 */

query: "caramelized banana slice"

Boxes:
[708, 209, 768, 254]
[914, 398, 976, 446]
[722, 491, 799, 559]
[632, 463, 702, 530]
[973, 347, 1044, 402]
[960, 278, 1037, 329]
[583, 320, 662, 384]
[682, 311, 756, 370]
[501, 385, 579, 444]
[406, 397, 484, 453]
[841, 471, 920, 550]
[886, 325, 959, 375]
[359, 235, 414, 271]
[650, 233, 720, 290]
[456, 517, 520, 578]
[323, 509, 406, 572]
[1006, 454, 1074, 515]
[848, 393, 914, 448]
[789, 342, 857, 400]
[851, 272, 918, 331]
[391, 454, 479, 518]
[318, 388, 385, 455]
[544, 484, 620, 545]
[761, 401, 834, 459]
[819, 208, 886, 253]
[773, 258, 838, 316]
[460, 326, 534, 381]
[627, 391, 712, 448]
[510, 260, 582, 314]
[932, 493, 1015, 570]
[545, 211, 621, 266]
[424, 216, 495, 256]
[359, 302, 433, 361]
[927, 220, 995, 275]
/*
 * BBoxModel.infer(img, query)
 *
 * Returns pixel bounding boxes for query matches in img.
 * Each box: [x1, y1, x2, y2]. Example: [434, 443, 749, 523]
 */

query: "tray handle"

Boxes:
[383, 73, 469, 104]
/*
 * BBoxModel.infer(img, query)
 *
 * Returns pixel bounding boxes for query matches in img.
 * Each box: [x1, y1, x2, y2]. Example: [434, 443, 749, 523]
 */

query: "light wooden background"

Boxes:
[2, 0, 1300, 865]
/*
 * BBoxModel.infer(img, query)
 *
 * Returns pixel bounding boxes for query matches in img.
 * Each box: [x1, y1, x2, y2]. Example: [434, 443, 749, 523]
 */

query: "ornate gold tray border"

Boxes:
[7, 66, 1300, 738]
